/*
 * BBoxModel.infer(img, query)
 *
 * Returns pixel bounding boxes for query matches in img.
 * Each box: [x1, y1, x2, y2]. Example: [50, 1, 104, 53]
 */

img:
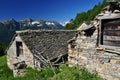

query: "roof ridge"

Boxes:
[16, 30, 78, 34]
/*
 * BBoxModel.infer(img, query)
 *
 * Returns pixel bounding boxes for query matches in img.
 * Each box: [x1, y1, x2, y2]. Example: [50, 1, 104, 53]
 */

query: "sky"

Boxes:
[0, 0, 103, 23]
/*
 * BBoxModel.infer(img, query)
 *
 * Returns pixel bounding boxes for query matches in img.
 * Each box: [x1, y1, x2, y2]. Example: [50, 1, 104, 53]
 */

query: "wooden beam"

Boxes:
[47, 56, 56, 75]
[105, 48, 120, 55]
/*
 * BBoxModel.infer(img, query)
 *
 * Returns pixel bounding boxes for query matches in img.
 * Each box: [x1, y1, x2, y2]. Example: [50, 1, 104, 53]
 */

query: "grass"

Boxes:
[0, 56, 103, 80]
[51, 64, 102, 80]
[0, 56, 13, 80]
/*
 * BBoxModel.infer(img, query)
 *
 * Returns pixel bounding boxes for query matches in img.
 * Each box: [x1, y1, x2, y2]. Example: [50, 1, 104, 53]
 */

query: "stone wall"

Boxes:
[68, 30, 120, 80]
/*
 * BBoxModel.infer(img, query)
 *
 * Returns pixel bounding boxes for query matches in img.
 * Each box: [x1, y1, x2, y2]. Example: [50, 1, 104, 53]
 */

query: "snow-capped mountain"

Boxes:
[19, 18, 64, 30]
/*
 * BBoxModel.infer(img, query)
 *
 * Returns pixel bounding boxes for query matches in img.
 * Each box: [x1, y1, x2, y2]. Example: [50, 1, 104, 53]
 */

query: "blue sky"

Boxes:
[0, 0, 103, 23]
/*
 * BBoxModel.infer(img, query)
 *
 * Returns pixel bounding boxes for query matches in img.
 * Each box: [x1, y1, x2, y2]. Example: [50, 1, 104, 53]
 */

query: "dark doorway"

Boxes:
[16, 42, 23, 57]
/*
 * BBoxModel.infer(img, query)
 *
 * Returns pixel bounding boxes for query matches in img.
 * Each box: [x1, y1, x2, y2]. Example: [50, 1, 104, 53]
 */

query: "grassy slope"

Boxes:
[0, 56, 13, 80]
[0, 56, 103, 80]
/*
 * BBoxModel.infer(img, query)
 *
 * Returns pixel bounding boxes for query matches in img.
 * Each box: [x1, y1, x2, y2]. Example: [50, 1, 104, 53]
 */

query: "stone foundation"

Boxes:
[13, 61, 27, 77]
[13, 69, 27, 77]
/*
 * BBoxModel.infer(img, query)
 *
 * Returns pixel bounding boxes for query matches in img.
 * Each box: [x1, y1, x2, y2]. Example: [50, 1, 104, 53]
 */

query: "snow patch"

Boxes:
[32, 21, 40, 25]
[45, 22, 55, 26]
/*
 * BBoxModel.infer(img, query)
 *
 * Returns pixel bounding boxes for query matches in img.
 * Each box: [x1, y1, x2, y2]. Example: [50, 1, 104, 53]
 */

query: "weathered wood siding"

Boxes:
[100, 19, 120, 47]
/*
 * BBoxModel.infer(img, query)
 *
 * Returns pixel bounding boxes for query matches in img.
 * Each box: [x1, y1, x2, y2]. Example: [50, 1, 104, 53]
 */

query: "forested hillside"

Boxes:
[0, 41, 7, 56]
[64, 0, 107, 30]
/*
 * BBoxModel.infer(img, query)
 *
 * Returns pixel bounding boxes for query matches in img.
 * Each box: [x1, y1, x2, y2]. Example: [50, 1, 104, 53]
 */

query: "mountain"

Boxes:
[19, 18, 63, 30]
[0, 18, 64, 44]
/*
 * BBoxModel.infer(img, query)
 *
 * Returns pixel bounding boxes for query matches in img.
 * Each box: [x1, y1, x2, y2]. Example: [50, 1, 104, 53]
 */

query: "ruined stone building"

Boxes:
[68, 1, 120, 80]
[7, 0, 120, 79]
[7, 30, 77, 76]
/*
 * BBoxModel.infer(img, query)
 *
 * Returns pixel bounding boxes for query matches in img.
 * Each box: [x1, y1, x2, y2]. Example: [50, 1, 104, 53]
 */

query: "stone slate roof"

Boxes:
[17, 30, 77, 60]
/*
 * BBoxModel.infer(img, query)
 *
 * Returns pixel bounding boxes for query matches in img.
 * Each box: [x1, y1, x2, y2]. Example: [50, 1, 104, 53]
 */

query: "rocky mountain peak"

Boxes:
[24, 18, 33, 22]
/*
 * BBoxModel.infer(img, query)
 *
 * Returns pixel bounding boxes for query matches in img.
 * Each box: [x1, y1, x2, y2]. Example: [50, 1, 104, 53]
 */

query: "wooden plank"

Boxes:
[47, 56, 56, 75]
[103, 36, 120, 41]
[104, 30, 120, 36]
[103, 40, 120, 47]
[99, 45, 120, 55]
[105, 49, 120, 55]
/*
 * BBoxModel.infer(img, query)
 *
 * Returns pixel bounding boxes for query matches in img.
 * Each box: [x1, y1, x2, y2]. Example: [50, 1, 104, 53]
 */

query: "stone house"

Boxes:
[7, 30, 77, 71]
[68, 1, 120, 80]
